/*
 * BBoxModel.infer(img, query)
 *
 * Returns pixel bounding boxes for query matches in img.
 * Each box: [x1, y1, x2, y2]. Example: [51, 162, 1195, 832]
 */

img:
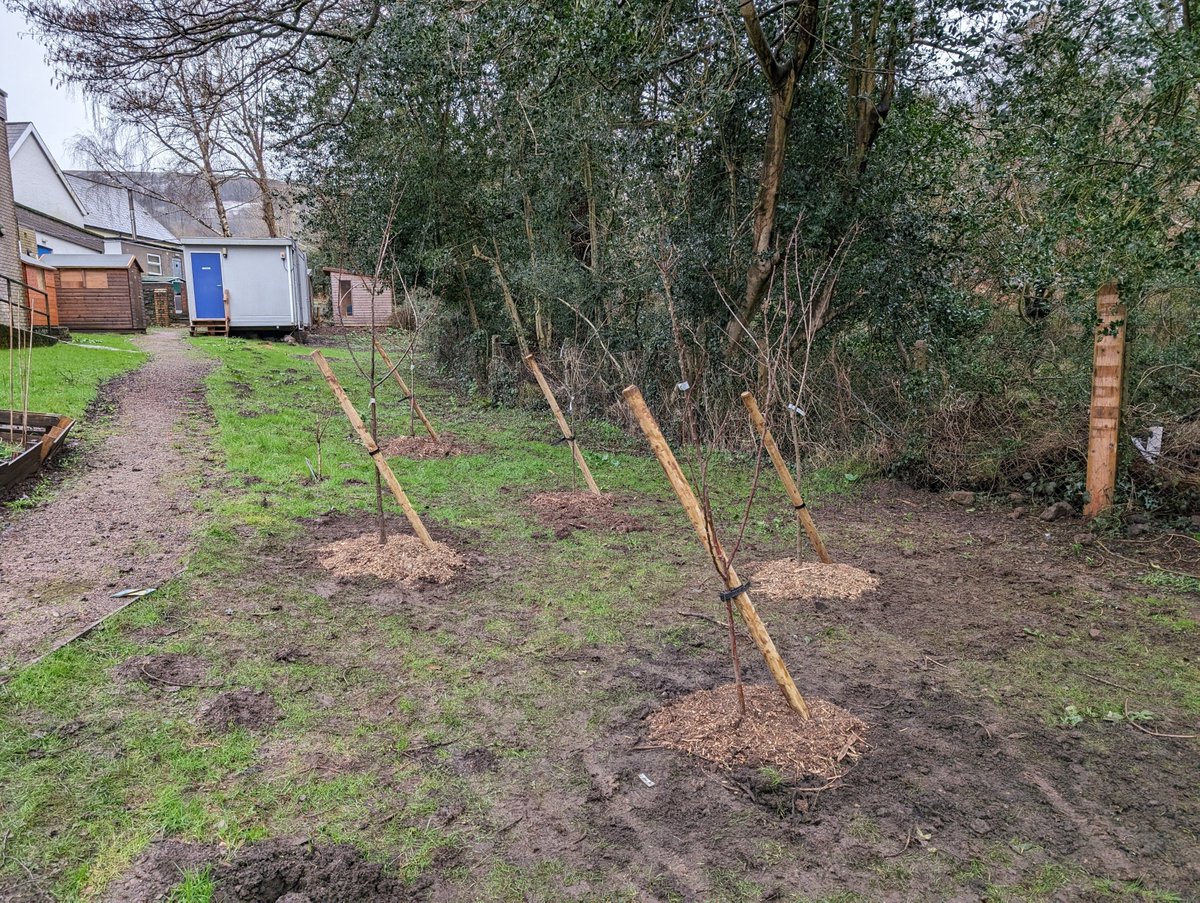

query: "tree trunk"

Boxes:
[724, 0, 819, 354]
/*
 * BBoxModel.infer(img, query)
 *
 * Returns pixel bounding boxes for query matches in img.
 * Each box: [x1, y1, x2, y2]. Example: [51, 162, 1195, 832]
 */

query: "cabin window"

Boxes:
[85, 271, 108, 289]
[339, 278, 353, 317]
[59, 271, 84, 288]
[146, 253, 162, 275]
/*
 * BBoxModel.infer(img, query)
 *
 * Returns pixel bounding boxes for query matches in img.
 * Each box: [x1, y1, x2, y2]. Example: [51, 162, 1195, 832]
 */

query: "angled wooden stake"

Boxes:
[311, 351, 434, 548]
[525, 353, 601, 495]
[372, 338, 440, 442]
[623, 385, 809, 718]
[1084, 282, 1127, 518]
[740, 391, 831, 563]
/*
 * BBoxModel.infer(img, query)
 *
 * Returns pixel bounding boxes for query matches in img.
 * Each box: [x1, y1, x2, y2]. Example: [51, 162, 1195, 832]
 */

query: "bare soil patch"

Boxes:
[646, 683, 868, 780]
[525, 490, 646, 539]
[752, 559, 879, 601]
[100, 838, 409, 902]
[197, 688, 281, 733]
[0, 330, 212, 667]
[317, 533, 464, 584]
[114, 653, 213, 687]
[379, 433, 482, 460]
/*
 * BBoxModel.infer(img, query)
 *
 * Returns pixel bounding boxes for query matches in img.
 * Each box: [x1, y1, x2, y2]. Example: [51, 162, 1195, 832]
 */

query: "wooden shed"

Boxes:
[323, 268, 395, 328]
[19, 253, 57, 328]
[50, 254, 146, 331]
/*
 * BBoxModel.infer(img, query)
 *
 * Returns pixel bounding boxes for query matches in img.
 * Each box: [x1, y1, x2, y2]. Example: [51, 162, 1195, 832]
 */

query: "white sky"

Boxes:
[0, 7, 97, 168]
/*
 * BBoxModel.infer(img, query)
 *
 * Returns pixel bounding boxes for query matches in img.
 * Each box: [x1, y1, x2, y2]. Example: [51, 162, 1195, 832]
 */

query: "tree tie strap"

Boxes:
[719, 580, 751, 603]
[553, 434, 576, 445]
[794, 501, 807, 511]
[368, 447, 382, 457]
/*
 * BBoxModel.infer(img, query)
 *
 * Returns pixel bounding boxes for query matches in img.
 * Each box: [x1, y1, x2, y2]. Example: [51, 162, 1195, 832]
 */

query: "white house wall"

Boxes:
[12, 139, 86, 227]
[35, 230, 95, 255]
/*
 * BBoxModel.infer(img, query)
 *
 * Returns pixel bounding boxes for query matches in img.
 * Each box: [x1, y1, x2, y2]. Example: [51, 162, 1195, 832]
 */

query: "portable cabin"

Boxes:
[322, 267, 395, 328]
[50, 254, 145, 331]
[182, 237, 312, 335]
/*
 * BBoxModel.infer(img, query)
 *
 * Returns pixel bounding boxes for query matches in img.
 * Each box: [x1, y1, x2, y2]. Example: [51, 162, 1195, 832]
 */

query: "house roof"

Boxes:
[180, 236, 299, 248]
[20, 252, 55, 270]
[15, 205, 106, 253]
[48, 253, 142, 271]
[7, 123, 89, 219]
[64, 174, 179, 244]
[7, 122, 30, 154]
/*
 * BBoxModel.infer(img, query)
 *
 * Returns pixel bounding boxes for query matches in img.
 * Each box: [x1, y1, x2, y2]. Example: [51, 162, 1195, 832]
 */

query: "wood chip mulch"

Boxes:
[646, 683, 869, 780]
[317, 533, 464, 584]
[751, 560, 879, 602]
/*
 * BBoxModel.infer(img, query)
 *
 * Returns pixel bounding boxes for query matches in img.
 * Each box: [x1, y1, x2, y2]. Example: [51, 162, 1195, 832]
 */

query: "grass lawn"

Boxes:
[0, 333, 146, 420]
[0, 332, 1193, 902]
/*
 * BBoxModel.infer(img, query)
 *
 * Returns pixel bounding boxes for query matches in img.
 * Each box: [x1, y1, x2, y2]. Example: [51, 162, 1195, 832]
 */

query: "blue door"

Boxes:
[191, 253, 225, 319]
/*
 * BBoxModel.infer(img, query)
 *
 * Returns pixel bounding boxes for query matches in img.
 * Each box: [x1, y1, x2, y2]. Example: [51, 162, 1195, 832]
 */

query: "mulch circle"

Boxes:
[526, 491, 647, 539]
[114, 654, 214, 688]
[379, 433, 482, 460]
[751, 559, 879, 602]
[197, 688, 282, 733]
[317, 532, 464, 584]
[646, 683, 869, 780]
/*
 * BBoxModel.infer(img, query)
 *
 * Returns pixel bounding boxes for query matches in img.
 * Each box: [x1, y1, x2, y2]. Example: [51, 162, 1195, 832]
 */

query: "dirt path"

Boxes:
[0, 330, 210, 668]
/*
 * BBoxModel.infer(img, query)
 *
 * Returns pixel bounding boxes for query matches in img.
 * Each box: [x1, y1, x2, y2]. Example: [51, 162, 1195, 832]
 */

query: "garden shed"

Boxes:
[323, 267, 396, 328]
[182, 237, 312, 335]
[50, 254, 145, 331]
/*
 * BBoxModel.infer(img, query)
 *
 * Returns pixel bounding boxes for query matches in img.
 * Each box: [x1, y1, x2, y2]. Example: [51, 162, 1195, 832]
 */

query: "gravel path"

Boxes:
[0, 330, 211, 668]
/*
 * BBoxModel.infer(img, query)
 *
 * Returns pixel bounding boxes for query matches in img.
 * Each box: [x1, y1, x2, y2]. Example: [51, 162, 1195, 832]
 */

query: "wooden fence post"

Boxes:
[311, 351, 435, 548]
[372, 338, 440, 442]
[623, 385, 810, 718]
[740, 391, 832, 563]
[1084, 283, 1127, 519]
[525, 353, 601, 496]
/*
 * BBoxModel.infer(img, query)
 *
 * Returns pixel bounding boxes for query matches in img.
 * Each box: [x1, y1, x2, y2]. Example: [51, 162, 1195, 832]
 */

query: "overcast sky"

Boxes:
[0, 7, 96, 168]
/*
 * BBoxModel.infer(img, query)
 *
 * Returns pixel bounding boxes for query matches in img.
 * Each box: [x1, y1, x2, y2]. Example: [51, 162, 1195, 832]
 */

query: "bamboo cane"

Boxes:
[372, 337, 440, 442]
[622, 385, 810, 718]
[740, 392, 831, 563]
[311, 351, 434, 548]
[525, 353, 601, 496]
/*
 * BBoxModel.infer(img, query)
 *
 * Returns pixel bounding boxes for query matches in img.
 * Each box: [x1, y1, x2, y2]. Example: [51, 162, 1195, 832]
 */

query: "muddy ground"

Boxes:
[0, 335, 1196, 901]
[90, 495, 1198, 902]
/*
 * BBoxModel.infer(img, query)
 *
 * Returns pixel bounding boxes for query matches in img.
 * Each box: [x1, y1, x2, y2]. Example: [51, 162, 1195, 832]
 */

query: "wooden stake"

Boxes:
[740, 392, 831, 563]
[473, 242, 530, 357]
[1084, 283, 1127, 519]
[525, 353, 601, 496]
[311, 351, 435, 548]
[622, 385, 810, 718]
[372, 337, 440, 442]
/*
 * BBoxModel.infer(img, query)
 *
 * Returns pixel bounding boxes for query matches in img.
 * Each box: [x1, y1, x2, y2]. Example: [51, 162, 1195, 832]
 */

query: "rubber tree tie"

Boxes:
[553, 435, 576, 445]
[794, 502, 807, 510]
[368, 447, 382, 457]
[719, 580, 751, 603]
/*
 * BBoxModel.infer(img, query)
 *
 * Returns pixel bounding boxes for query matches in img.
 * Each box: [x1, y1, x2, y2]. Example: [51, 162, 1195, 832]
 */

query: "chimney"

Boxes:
[0, 88, 8, 123]
[127, 187, 138, 239]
